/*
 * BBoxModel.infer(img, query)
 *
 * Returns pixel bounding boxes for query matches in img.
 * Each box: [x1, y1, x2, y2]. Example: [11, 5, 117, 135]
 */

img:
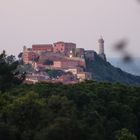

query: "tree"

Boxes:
[18, 52, 23, 60]
[34, 117, 86, 140]
[43, 59, 53, 65]
[0, 122, 18, 140]
[46, 69, 64, 78]
[0, 51, 25, 92]
[115, 128, 137, 140]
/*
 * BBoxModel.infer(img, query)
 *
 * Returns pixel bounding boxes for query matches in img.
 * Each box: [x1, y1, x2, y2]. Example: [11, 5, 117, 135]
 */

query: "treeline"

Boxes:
[0, 81, 140, 140]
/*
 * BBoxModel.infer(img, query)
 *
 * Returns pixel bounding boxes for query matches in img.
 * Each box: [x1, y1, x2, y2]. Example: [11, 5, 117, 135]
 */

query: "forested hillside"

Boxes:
[0, 82, 140, 140]
[86, 53, 140, 85]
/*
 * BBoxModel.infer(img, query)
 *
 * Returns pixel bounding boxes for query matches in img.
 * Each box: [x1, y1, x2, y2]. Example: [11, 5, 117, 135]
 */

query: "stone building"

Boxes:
[32, 44, 53, 53]
[53, 41, 76, 56]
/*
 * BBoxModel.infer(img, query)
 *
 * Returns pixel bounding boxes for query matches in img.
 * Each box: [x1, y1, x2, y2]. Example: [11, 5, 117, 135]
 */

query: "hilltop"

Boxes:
[20, 38, 140, 85]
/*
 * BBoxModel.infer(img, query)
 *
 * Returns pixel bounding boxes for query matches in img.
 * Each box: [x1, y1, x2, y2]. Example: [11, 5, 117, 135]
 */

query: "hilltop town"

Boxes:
[21, 37, 106, 84]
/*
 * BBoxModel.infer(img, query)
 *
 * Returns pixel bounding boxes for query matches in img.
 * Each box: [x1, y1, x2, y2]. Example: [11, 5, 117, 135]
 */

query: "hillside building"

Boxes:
[22, 46, 38, 64]
[32, 44, 53, 53]
[77, 72, 92, 81]
[22, 38, 107, 83]
[53, 42, 76, 56]
[76, 48, 85, 58]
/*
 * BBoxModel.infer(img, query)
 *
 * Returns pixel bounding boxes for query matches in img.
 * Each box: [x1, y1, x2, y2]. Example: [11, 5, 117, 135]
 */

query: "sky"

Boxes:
[0, 0, 140, 58]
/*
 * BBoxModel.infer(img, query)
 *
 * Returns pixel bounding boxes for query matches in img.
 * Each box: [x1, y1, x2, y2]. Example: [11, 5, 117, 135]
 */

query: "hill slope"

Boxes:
[108, 57, 140, 76]
[86, 53, 140, 85]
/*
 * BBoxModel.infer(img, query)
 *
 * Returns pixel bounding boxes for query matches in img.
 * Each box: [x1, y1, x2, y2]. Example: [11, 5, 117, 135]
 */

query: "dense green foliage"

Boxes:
[115, 128, 137, 140]
[0, 81, 140, 140]
[0, 51, 25, 92]
[45, 69, 65, 78]
[1, 51, 140, 140]
[43, 60, 53, 66]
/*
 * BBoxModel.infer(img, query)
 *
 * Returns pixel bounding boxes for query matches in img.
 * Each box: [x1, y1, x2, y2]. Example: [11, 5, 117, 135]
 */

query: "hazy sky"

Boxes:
[0, 0, 140, 57]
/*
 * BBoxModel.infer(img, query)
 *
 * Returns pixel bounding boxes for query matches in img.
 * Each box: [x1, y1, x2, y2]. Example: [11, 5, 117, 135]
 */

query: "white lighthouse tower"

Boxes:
[98, 36, 106, 61]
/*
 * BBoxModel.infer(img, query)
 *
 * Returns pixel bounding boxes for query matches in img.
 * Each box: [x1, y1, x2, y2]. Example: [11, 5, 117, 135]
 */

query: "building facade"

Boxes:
[32, 44, 53, 53]
[53, 42, 76, 56]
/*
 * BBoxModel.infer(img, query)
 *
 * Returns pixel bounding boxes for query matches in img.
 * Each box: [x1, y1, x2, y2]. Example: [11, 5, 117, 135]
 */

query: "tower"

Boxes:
[23, 46, 27, 52]
[98, 36, 104, 54]
[98, 36, 106, 61]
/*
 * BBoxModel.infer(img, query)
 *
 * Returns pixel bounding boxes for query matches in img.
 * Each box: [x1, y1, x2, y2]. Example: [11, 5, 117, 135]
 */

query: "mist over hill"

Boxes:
[108, 58, 140, 76]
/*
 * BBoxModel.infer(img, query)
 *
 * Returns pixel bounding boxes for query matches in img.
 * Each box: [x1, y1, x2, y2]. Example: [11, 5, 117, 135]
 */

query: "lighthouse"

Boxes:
[98, 36, 106, 61]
